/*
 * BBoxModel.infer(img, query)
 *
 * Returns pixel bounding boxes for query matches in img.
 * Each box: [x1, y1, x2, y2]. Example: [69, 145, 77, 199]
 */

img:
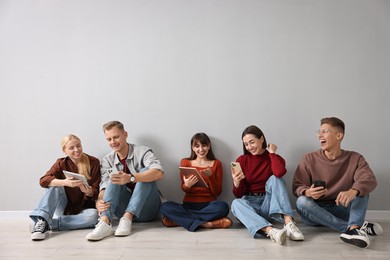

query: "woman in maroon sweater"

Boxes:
[231, 125, 304, 245]
[29, 134, 101, 241]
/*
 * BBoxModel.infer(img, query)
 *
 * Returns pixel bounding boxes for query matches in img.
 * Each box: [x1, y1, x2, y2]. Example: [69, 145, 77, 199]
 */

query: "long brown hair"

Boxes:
[186, 133, 216, 160]
[241, 125, 267, 155]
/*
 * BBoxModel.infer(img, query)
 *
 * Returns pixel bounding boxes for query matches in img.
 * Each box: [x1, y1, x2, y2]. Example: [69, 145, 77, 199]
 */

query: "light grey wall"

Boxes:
[0, 0, 389, 211]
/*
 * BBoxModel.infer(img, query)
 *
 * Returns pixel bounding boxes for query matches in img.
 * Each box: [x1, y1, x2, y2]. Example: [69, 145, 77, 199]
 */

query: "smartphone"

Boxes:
[107, 167, 118, 176]
[231, 162, 243, 175]
[313, 180, 326, 189]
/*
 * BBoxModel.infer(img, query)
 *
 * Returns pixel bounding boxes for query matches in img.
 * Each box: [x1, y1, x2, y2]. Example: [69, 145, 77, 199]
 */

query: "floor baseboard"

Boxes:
[0, 211, 30, 219]
[365, 210, 390, 220]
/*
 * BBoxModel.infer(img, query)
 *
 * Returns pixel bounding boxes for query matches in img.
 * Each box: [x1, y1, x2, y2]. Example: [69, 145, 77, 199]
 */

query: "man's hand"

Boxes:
[110, 171, 130, 185]
[305, 184, 327, 200]
[96, 199, 110, 215]
[335, 189, 359, 207]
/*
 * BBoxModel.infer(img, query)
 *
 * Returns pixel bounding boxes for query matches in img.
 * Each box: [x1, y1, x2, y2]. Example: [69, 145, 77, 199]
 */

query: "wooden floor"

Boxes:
[0, 216, 389, 260]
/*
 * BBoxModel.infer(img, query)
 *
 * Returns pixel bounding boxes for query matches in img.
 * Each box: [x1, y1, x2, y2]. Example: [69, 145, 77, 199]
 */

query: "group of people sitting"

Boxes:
[29, 118, 383, 248]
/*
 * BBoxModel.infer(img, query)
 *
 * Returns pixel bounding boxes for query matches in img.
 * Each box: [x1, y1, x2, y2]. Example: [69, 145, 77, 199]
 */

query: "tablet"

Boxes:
[179, 167, 209, 188]
[63, 170, 90, 187]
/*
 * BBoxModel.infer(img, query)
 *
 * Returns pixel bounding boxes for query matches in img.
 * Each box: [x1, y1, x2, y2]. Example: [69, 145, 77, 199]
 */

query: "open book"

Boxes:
[179, 167, 209, 188]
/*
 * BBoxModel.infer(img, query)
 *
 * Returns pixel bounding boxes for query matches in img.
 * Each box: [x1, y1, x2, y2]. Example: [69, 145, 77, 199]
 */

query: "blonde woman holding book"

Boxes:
[29, 134, 101, 241]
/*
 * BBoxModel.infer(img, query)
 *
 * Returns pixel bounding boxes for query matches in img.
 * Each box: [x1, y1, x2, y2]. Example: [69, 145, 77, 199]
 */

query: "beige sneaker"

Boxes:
[85, 220, 113, 241]
[285, 221, 304, 241]
[115, 217, 132, 236]
[267, 227, 287, 245]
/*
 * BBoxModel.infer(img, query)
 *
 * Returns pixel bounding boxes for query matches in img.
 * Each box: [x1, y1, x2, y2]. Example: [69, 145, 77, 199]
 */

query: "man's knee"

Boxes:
[296, 195, 313, 210]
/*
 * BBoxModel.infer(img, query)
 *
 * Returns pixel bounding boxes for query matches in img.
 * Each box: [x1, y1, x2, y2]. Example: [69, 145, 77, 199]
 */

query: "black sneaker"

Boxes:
[360, 221, 383, 236]
[31, 218, 50, 241]
[340, 228, 370, 248]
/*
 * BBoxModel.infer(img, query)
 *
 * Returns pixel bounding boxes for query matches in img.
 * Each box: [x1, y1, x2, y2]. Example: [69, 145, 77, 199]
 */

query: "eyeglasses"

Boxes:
[315, 129, 337, 135]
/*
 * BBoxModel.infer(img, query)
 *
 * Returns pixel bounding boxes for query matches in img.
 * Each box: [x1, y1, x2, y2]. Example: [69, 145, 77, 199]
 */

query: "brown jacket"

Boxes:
[39, 154, 101, 215]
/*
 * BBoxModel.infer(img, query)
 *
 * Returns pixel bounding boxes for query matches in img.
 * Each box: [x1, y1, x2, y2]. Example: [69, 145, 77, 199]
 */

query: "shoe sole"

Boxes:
[31, 231, 49, 241]
[288, 236, 305, 241]
[340, 235, 368, 248]
[114, 232, 131, 237]
[86, 235, 110, 241]
[86, 232, 113, 241]
[86, 238, 103, 241]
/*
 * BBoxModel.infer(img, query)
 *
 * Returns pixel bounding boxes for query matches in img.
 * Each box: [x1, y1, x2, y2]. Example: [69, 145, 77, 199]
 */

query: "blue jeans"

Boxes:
[101, 169, 161, 222]
[160, 200, 230, 232]
[295, 195, 368, 233]
[29, 186, 98, 230]
[231, 175, 294, 237]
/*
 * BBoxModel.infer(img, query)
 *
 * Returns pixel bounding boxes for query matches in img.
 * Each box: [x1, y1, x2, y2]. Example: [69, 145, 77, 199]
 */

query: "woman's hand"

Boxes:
[183, 174, 198, 188]
[268, 143, 277, 153]
[199, 167, 212, 177]
[231, 167, 245, 188]
[79, 184, 93, 196]
[64, 177, 84, 188]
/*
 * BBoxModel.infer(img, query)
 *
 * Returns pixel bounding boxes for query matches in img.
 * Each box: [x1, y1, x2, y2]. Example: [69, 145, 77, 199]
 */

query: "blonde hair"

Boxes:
[61, 134, 91, 180]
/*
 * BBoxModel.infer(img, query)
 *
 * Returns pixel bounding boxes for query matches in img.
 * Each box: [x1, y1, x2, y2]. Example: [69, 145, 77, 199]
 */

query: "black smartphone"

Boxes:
[313, 180, 326, 189]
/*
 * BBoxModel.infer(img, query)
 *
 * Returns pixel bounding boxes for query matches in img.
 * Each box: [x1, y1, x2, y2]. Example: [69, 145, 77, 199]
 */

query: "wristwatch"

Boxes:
[129, 174, 136, 183]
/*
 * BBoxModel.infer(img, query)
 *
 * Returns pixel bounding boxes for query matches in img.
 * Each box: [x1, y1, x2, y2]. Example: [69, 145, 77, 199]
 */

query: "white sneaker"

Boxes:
[285, 221, 304, 241]
[267, 227, 287, 245]
[85, 220, 113, 241]
[115, 217, 132, 236]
